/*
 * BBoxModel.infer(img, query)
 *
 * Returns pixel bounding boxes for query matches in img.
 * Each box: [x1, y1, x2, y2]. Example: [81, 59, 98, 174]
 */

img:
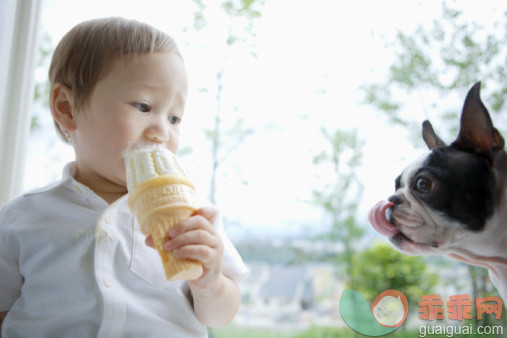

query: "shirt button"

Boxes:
[103, 277, 113, 288]
[104, 213, 113, 224]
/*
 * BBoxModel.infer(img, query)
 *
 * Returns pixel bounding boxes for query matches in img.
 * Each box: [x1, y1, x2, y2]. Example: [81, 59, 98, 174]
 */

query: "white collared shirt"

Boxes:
[0, 163, 248, 337]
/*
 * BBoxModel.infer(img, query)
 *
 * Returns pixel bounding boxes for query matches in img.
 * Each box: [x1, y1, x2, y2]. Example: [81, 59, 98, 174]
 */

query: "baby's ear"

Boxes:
[51, 83, 77, 132]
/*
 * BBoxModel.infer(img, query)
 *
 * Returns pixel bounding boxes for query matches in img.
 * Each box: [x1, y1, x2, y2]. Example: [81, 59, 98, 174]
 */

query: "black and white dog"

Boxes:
[369, 82, 507, 301]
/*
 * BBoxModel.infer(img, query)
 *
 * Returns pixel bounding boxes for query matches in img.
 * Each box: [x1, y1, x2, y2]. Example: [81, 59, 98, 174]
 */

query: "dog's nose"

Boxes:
[388, 194, 402, 205]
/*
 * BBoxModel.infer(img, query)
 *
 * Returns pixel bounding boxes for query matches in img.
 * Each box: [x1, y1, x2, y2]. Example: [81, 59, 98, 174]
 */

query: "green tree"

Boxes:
[349, 242, 438, 311]
[191, 0, 261, 204]
[313, 128, 364, 284]
[361, 2, 506, 144]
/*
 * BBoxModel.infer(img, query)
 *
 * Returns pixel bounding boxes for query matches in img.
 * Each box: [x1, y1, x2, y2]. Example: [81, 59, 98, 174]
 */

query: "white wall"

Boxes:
[0, 0, 42, 208]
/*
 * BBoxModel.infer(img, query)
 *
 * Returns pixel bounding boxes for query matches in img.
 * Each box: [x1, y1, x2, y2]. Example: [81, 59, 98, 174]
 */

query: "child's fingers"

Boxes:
[172, 244, 216, 265]
[145, 208, 216, 248]
[169, 214, 217, 239]
[191, 206, 217, 225]
[164, 229, 220, 252]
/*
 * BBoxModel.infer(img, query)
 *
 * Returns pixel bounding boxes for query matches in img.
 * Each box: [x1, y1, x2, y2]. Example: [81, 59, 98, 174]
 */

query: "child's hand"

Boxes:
[145, 206, 224, 292]
[146, 206, 240, 327]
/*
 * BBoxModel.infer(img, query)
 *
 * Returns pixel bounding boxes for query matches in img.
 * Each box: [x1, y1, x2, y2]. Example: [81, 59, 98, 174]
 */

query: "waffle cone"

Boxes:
[128, 175, 203, 281]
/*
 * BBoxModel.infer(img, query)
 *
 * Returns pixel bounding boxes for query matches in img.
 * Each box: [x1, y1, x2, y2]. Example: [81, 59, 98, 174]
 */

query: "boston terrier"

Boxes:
[369, 82, 507, 301]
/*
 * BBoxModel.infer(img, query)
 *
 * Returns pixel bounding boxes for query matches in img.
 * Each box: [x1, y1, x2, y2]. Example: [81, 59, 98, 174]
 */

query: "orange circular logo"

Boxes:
[371, 290, 409, 327]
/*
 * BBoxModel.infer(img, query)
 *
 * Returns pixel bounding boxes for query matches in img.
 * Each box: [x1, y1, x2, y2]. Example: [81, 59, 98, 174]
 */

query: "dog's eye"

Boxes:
[415, 178, 432, 193]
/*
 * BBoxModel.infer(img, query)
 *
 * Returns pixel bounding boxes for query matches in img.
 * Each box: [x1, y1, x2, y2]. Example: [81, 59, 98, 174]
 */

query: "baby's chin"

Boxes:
[118, 175, 128, 190]
[106, 169, 128, 193]
[110, 176, 128, 192]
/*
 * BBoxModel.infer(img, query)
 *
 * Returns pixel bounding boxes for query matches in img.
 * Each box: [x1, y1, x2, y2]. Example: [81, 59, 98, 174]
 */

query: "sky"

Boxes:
[25, 0, 506, 239]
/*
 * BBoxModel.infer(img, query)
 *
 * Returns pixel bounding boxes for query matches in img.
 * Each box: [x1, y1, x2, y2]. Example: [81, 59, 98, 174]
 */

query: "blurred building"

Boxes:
[236, 263, 344, 329]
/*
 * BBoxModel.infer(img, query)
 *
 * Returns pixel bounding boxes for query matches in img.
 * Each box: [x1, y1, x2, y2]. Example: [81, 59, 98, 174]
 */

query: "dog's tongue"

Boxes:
[368, 201, 399, 238]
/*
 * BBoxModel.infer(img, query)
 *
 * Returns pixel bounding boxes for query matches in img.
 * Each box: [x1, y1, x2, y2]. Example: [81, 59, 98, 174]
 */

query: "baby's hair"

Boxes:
[48, 17, 182, 143]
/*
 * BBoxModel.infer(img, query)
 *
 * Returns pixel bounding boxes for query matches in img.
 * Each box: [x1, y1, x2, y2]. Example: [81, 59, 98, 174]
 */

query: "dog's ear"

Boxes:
[453, 82, 504, 152]
[422, 120, 446, 150]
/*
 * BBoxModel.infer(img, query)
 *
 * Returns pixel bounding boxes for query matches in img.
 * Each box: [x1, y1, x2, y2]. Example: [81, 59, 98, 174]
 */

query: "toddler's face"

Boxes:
[71, 52, 188, 191]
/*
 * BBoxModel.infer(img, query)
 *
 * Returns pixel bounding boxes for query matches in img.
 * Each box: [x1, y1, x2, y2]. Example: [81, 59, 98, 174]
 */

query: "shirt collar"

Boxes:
[62, 162, 112, 209]
[62, 161, 77, 179]
[62, 162, 130, 211]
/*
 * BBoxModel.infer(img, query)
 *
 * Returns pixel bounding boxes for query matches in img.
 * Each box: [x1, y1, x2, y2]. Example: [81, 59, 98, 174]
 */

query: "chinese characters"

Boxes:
[419, 294, 502, 321]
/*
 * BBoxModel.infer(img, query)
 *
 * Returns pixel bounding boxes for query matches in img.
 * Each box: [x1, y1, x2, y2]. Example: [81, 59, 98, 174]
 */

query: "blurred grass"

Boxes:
[212, 326, 296, 338]
[213, 326, 422, 338]
[214, 323, 505, 337]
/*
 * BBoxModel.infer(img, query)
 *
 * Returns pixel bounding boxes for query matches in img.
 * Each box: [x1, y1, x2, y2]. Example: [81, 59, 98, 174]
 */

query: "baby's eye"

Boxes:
[168, 116, 181, 125]
[133, 102, 151, 113]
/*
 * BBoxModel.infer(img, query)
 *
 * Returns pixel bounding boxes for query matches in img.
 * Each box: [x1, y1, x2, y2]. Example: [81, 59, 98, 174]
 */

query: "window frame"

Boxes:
[0, 0, 42, 207]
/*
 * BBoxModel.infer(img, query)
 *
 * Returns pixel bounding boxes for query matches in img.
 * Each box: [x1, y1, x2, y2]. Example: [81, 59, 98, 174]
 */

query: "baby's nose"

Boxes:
[145, 125, 169, 144]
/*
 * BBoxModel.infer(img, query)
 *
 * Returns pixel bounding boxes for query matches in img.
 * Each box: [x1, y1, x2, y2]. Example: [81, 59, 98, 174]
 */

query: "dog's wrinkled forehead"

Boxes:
[396, 146, 496, 232]
[396, 153, 429, 190]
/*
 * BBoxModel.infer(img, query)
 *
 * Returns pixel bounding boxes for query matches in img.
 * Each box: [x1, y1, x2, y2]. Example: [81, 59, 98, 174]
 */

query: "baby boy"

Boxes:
[0, 17, 248, 337]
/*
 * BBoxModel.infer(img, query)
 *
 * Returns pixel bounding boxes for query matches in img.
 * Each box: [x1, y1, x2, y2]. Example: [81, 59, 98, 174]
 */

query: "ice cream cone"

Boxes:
[125, 148, 203, 281]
